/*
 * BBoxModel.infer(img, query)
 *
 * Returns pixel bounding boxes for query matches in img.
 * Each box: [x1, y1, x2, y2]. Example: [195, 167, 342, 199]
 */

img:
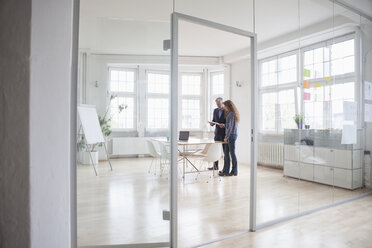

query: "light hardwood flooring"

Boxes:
[77, 157, 370, 247]
[206, 195, 372, 248]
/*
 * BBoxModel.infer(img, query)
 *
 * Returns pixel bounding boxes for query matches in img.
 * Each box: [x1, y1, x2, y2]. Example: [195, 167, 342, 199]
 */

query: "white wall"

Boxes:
[230, 59, 251, 164]
[30, 0, 76, 247]
[0, 0, 31, 247]
[0, 0, 76, 247]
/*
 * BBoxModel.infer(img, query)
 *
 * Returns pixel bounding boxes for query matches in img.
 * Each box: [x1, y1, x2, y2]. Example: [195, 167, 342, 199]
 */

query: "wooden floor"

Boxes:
[206, 195, 372, 248]
[77, 157, 370, 247]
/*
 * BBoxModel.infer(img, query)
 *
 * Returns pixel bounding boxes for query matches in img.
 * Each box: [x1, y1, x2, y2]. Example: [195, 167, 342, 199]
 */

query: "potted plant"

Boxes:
[77, 94, 126, 164]
[77, 135, 98, 165]
[293, 113, 304, 129]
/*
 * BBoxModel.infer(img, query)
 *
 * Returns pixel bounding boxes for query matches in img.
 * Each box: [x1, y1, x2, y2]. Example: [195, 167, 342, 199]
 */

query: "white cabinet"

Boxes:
[300, 146, 314, 164]
[283, 161, 313, 181]
[333, 150, 361, 169]
[333, 168, 362, 189]
[314, 165, 334, 185]
[284, 160, 299, 178]
[284, 145, 299, 162]
[300, 163, 314, 181]
[283, 129, 363, 190]
[314, 147, 333, 166]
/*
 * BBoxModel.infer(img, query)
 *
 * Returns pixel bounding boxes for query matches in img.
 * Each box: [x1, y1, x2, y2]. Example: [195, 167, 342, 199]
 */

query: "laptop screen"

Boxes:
[179, 131, 190, 141]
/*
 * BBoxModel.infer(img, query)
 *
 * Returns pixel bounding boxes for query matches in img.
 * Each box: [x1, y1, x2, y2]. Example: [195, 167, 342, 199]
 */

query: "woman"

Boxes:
[219, 100, 239, 176]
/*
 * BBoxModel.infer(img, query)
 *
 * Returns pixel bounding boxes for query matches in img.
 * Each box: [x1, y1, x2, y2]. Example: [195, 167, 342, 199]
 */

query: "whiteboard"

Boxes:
[78, 105, 105, 145]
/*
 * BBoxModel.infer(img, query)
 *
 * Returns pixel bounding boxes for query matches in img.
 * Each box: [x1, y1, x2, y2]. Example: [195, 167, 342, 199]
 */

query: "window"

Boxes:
[106, 66, 226, 134]
[303, 87, 324, 129]
[259, 53, 298, 133]
[147, 98, 169, 129]
[181, 73, 202, 129]
[111, 97, 135, 129]
[211, 72, 224, 95]
[278, 89, 296, 130]
[304, 46, 330, 79]
[261, 92, 277, 131]
[261, 59, 277, 87]
[303, 38, 354, 80]
[182, 74, 201, 95]
[110, 69, 135, 92]
[278, 54, 297, 84]
[210, 71, 225, 121]
[330, 82, 355, 129]
[259, 34, 357, 132]
[147, 72, 169, 129]
[331, 39, 354, 76]
[302, 37, 356, 130]
[182, 99, 200, 129]
[148, 72, 169, 94]
[109, 68, 136, 129]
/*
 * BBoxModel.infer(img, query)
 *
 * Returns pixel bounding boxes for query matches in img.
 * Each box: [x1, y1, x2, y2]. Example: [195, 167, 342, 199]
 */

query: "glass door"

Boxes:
[170, 12, 258, 247]
[76, 0, 173, 247]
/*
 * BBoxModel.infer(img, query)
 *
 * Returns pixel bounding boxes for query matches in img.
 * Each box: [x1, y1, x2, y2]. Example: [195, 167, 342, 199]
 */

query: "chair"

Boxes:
[190, 143, 211, 157]
[146, 140, 161, 175]
[158, 141, 171, 178]
[201, 143, 223, 181]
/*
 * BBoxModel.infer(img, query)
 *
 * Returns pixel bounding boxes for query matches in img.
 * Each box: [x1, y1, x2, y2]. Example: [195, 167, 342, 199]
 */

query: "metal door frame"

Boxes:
[170, 12, 258, 248]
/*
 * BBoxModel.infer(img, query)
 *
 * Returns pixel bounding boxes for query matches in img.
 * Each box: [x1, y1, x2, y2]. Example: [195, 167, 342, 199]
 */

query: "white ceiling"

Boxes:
[79, 0, 362, 56]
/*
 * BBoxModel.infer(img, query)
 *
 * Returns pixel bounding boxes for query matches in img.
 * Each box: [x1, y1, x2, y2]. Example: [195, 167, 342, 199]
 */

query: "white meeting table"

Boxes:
[152, 138, 225, 178]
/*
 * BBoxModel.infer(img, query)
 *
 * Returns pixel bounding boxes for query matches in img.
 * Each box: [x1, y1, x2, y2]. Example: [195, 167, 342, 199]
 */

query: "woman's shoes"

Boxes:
[219, 172, 238, 176]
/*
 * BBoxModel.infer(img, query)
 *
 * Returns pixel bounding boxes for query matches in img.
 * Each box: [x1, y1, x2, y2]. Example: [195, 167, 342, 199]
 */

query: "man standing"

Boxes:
[208, 97, 227, 170]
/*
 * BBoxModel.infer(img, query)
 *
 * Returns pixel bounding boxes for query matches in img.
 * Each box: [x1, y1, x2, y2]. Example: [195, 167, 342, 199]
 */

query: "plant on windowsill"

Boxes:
[293, 113, 305, 129]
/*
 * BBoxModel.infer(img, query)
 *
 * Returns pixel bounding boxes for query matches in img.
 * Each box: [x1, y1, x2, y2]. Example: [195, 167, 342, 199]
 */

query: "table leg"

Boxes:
[183, 145, 186, 179]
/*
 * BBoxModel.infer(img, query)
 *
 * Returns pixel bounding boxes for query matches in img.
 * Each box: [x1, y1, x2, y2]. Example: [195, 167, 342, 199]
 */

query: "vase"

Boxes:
[297, 123, 303, 129]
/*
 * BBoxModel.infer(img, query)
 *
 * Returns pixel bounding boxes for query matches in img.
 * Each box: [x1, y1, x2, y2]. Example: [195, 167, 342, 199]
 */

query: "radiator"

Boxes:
[258, 142, 284, 166]
[112, 137, 149, 156]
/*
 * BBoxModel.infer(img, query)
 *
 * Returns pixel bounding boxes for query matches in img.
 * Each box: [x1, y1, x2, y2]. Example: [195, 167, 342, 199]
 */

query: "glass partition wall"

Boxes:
[76, 0, 371, 247]
[77, 0, 173, 246]
[256, 0, 371, 227]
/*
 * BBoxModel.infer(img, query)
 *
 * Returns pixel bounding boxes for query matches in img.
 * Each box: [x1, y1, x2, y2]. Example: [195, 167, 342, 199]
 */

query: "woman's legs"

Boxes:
[229, 134, 238, 174]
[222, 143, 230, 174]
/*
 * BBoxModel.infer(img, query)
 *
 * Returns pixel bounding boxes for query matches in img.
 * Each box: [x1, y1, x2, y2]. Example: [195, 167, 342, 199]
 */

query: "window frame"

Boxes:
[179, 72, 204, 131]
[209, 71, 226, 119]
[259, 51, 299, 135]
[258, 33, 358, 134]
[300, 34, 357, 130]
[145, 70, 170, 131]
[108, 67, 138, 132]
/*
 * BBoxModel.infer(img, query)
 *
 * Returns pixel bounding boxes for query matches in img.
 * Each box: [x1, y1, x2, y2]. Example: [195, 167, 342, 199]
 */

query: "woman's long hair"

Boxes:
[223, 100, 240, 123]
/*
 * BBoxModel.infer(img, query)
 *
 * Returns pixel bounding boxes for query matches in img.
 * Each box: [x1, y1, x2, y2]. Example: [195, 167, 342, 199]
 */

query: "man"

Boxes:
[208, 97, 227, 170]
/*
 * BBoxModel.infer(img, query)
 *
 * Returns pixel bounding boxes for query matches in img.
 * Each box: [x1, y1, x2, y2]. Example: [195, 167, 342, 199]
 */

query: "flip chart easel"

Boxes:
[78, 105, 112, 175]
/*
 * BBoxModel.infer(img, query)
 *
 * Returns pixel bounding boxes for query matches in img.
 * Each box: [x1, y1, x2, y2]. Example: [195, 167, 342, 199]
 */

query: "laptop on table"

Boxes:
[179, 131, 190, 141]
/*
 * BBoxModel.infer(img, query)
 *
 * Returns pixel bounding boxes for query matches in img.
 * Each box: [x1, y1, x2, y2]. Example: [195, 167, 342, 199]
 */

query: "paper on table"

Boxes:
[343, 101, 357, 122]
[314, 82, 322, 88]
[365, 81, 372, 101]
[341, 124, 357, 144]
[324, 76, 331, 81]
[365, 103, 372, 123]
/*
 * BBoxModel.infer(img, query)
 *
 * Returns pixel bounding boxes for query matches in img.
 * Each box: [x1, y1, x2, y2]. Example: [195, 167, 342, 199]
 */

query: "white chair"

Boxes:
[158, 141, 171, 178]
[146, 140, 161, 175]
[201, 143, 223, 181]
[190, 143, 211, 157]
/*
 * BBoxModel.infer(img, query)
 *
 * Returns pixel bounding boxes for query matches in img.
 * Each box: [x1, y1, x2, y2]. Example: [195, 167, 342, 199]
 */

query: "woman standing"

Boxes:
[219, 100, 239, 176]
